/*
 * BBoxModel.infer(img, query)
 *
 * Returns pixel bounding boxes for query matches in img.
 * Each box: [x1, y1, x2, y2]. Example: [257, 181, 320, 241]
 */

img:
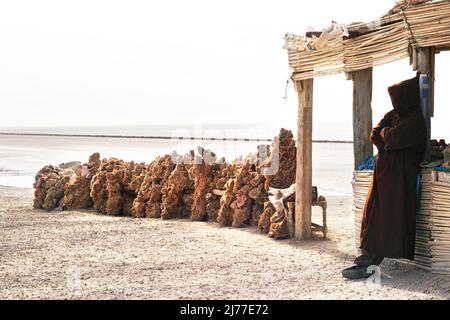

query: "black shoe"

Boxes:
[354, 251, 384, 267]
[341, 265, 375, 280]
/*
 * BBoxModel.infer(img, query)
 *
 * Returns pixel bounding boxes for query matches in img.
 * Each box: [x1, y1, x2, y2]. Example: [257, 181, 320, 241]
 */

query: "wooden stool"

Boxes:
[271, 187, 328, 239]
[312, 195, 328, 239]
[284, 189, 328, 239]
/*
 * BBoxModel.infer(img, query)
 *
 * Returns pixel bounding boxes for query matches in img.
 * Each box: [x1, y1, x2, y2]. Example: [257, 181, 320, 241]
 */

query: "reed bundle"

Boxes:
[289, 38, 345, 80]
[429, 177, 450, 274]
[412, 169, 434, 270]
[343, 21, 409, 73]
[404, 0, 450, 48]
[352, 171, 373, 247]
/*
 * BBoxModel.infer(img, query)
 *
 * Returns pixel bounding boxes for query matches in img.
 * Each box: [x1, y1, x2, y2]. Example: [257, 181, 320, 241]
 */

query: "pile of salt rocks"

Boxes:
[33, 129, 298, 240]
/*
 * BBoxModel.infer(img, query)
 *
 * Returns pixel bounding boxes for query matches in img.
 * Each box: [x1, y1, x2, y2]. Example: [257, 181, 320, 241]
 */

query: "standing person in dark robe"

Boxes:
[343, 76, 427, 279]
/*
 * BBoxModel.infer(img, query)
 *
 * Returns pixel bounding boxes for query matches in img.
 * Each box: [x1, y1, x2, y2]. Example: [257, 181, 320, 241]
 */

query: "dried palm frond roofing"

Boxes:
[285, 0, 450, 80]
[386, 0, 430, 15]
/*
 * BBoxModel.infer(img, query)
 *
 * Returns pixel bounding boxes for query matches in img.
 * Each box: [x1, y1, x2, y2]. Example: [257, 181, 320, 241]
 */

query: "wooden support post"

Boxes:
[294, 79, 313, 240]
[351, 68, 374, 170]
[417, 47, 434, 161]
[411, 47, 419, 71]
[418, 48, 431, 74]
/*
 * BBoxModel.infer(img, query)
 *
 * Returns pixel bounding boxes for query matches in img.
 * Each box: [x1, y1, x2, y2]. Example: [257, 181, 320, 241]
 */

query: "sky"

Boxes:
[0, 0, 448, 140]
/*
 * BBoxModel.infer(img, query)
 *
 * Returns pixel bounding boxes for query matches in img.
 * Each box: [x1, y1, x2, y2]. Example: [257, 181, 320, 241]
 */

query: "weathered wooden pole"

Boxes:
[294, 79, 313, 240]
[417, 47, 434, 161]
[350, 68, 374, 170]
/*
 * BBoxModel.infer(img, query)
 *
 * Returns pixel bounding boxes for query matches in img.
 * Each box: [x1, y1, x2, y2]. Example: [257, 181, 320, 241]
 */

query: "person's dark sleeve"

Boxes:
[380, 112, 426, 151]
[370, 112, 392, 150]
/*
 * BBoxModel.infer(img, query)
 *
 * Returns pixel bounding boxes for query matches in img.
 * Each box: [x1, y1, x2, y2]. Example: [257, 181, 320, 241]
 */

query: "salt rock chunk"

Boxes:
[90, 158, 118, 214]
[217, 179, 236, 227]
[33, 163, 79, 211]
[43, 174, 72, 211]
[131, 155, 175, 218]
[88, 153, 101, 177]
[262, 128, 296, 190]
[268, 192, 290, 240]
[90, 166, 108, 213]
[268, 209, 290, 240]
[230, 158, 267, 228]
[145, 188, 162, 218]
[33, 165, 58, 209]
[216, 152, 267, 228]
[258, 201, 276, 234]
[206, 159, 232, 222]
[231, 198, 253, 228]
[214, 160, 237, 190]
[215, 160, 242, 226]
[247, 170, 268, 226]
[63, 153, 101, 211]
[63, 175, 92, 210]
[161, 163, 194, 220]
[230, 160, 254, 228]
[130, 160, 155, 218]
[189, 147, 216, 222]
[90, 157, 148, 216]
[105, 169, 125, 216]
[122, 161, 147, 193]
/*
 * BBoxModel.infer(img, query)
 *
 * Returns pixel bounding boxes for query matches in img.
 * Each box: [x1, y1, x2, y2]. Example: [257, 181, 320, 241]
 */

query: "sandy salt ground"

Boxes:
[1, 186, 449, 300]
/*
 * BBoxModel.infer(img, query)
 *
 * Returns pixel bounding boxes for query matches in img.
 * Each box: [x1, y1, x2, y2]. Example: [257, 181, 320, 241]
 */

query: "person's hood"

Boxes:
[388, 76, 420, 115]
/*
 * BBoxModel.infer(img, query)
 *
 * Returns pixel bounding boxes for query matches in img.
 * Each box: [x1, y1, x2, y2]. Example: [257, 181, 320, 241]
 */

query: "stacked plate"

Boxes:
[429, 172, 450, 274]
[412, 169, 434, 270]
[352, 171, 374, 248]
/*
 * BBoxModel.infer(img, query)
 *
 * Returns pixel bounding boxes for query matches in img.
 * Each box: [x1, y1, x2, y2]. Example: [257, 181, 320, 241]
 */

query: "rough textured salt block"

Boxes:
[262, 128, 296, 190]
[258, 201, 276, 234]
[217, 179, 236, 227]
[33, 163, 79, 211]
[205, 160, 234, 222]
[189, 147, 216, 222]
[268, 208, 290, 240]
[267, 190, 293, 240]
[90, 157, 148, 216]
[161, 163, 194, 220]
[131, 155, 174, 219]
[63, 153, 101, 210]
[231, 157, 268, 228]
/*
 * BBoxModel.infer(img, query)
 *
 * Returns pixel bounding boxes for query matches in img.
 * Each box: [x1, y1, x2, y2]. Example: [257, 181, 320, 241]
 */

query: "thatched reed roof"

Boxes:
[285, 0, 450, 80]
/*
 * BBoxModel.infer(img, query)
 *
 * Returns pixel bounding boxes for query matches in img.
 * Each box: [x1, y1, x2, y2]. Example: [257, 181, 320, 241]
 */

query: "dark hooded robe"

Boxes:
[360, 76, 427, 260]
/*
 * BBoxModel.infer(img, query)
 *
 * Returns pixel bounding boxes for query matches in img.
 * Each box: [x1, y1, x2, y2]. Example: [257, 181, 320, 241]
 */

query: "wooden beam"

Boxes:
[351, 68, 374, 170]
[417, 47, 433, 161]
[294, 79, 313, 240]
